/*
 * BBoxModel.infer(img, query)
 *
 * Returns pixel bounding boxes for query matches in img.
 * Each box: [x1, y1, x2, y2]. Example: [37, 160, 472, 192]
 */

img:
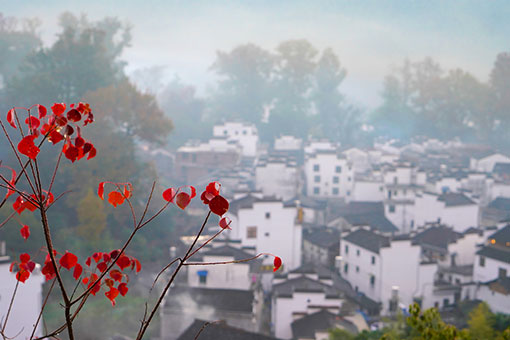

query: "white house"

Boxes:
[255, 155, 299, 201]
[213, 122, 259, 157]
[342, 148, 371, 175]
[186, 244, 259, 291]
[271, 274, 344, 339]
[274, 136, 303, 151]
[340, 228, 445, 314]
[304, 140, 339, 155]
[474, 277, 510, 314]
[304, 151, 353, 200]
[351, 177, 385, 202]
[414, 192, 479, 232]
[473, 225, 510, 283]
[0, 255, 45, 339]
[226, 195, 302, 271]
[470, 153, 510, 173]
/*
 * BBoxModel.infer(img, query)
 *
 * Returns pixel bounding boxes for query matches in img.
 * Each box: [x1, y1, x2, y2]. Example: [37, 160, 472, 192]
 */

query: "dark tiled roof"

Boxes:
[476, 246, 510, 264]
[289, 263, 334, 279]
[165, 286, 253, 313]
[493, 162, 510, 175]
[440, 265, 473, 276]
[413, 226, 462, 251]
[488, 224, 510, 244]
[343, 229, 390, 254]
[176, 319, 281, 340]
[303, 227, 340, 249]
[199, 245, 255, 261]
[485, 276, 510, 295]
[273, 276, 342, 298]
[437, 193, 475, 207]
[291, 310, 358, 339]
[229, 195, 294, 214]
[488, 197, 510, 211]
[343, 213, 398, 233]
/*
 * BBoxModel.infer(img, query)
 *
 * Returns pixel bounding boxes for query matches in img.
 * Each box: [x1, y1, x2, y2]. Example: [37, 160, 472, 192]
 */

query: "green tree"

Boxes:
[489, 52, 510, 148]
[406, 303, 470, 340]
[468, 302, 495, 340]
[76, 188, 107, 242]
[267, 39, 318, 140]
[329, 328, 355, 340]
[210, 43, 275, 125]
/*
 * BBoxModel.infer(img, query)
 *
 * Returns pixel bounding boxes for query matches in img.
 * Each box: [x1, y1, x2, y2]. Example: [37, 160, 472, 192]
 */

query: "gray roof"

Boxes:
[488, 197, 510, 211]
[273, 276, 342, 298]
[437, 193, 475, 207]
[342, 213, 398, 233]
[484, 276, 510, 295]
[303, 227, 340, 249]
[343, 229, 390, 254]
[288, 263, 334, 280]
[476, 246, 510, 264]
[493, 162, 510, 175]
[413, 226, 462, 251]
[291, 310, 358, 339]
[229, 195, 295, 214]
[176, 319, 282, 340]
[165, 286, 253, 313]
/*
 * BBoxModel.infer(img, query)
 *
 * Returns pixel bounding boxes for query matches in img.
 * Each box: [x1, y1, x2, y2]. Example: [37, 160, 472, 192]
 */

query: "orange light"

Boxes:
[490, 239, 496, 244]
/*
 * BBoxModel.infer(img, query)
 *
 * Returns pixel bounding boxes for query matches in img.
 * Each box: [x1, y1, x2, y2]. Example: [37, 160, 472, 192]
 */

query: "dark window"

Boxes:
[499, 268, 507, 278]
[347, 190, 351, 196]
[479, 256, 485, 267]
[348, 177, 352, 182]
[370, 275, 375, 286]
[434, 302, 439, 308]
[332, 188, 339, 195]
[242, 130, 247, 135]
[265, 212, 271, 219]
[313, 187, 320, 195]
[264, 232, 270, 237]
[393, 177, 398, 184]
[335, 166, 342, 173]
[247, 226, 257, 239]
[313, 164, 320, 172]
[356, 266, 359, 273]
[314, 175, 321, 183]
[344, 263, 349, 274]
[197, 270, 208, 284]
[389, 205, 396, 213]
[356, 249, 360, 256]
[223, 130, 228, 135]
[345, 245, 349, 254]
[455, 278, 461, 285]
[333, 176, 339, 184]
[371, 256, 376, 265]
[443, 298, 449, 308]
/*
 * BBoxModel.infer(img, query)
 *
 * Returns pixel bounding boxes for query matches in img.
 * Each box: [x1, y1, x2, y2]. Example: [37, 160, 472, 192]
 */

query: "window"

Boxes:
[371, 256, 376, 265]
[345, 245, 349, 254]
[313, 187, 320, 195]
[389, 205, 395, 213]
[443, 298, 450, 308]
[379, 186, 384, 192]
[247, 226, 257, 239]
[393, 177, 398, 184]
[314, 175, 321, 183]
[348, 177, 352, 182]
[347, 190, 351, 196]
[242, 130, 247, 135]
[356, 266, 359, 273]
[393, 190, 397, 196]
[370, 275, 375, 286]
[356, 249, 360, 256]
[434, 302, 439, 309]
[411, 220, 415, 228]
[499, 268, 507, 278]
[332, 188, 339, 195]
[223, 130, 228, 135]
[265, 212, 271, 219]
[344, 263, 349, 274]
[335, 165, 342, 173]
[197, 270, 208, 285]
[455, 278, 461, 285]
[479, 256, 485, 267]
[313, 164, 320, 172]
[333, 176, 339, 184]
[264, 232, 270, 237]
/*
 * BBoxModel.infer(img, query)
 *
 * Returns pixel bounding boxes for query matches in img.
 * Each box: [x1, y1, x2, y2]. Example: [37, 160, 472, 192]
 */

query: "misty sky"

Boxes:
[3, 0, 510, 108]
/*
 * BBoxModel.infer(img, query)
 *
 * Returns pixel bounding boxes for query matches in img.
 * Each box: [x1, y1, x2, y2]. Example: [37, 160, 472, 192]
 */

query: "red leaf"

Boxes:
[162, 188, 176, 202]
[105, 287, 119, 306]
[175, 192, 191, 210]
[73, 263, 83, 280]
[92, 252, 103, 263]
[116, 255, 131, 270]
[20, 253, 30, 263]
[16, 269, 30, 283]
[110, 269, 123, 282]
[83, 142, 92, 154]
[109, 249, 120, 259]
[123, 183, 132, 199]
[118, 282, 128, 296]
[190, 186, 196, 199]
[209, 195, 229, 216]
[65, 145, 79, 163]
[26, 261, 35, 272]
[85, 257, 92, 266]
[87, 146, 97, 160]
[219, 217, 232, 230]
[103, 253, 111, 262]
[37, 104, 47, 119]
[200, 191, 214, 204]
[13, 196, 25, 214]
[25, 116, 40, 129]
[108, 191, 125, 207]
[105, 278, 114, 287]
[98, 182, 105, 200]
[97, 262, 107, 273]
[67, 109, 81, 122]
[134, 258, 142, 273]
[56, 116, 68, 127]
[49, 130, 63, 144]
[65, 124, 74, 136]
[18, 135, 40, 159]
[20, 225, 30, 240]
[206, 182, 221, 196]
[7, 109, 16, 129]
[75, 136, 85, 148]
[273, 256, 282, 272]
[42, 261, 56, 281]
[59, 252, 78, 270]
[51, 103, 66, 116]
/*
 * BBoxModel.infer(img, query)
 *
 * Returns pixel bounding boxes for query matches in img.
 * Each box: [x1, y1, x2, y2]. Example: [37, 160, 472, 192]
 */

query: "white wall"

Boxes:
[473, 255, 510, 282]
[187, 255, 252, 290]
[304, 153, 353, 200]
[470, 154, 510, 173]
[476, 285, 510, 314]
[0, 262, 44, 339]
[352, 181, 384, 202]
[213, 122, 258, 157]
[255, 162, 298, 201]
